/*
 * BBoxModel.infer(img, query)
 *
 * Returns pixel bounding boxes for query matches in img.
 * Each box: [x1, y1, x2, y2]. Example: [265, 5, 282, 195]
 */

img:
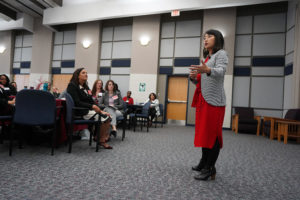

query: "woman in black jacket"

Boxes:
[0, 85, 15, 116]
[67, 68, 112, 149]
[0, 74, 14, 96]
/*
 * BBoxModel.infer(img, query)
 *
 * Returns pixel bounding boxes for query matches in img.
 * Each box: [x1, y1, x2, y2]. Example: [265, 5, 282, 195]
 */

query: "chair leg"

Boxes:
[141, 118, 143, 131]
[277, 124, 282, 142]
[122, 119, 125, 141]
[155, 116, 157, 128]
[18, 126, 25, 149]
[133, 117, 136, 132]
[96, 122, 100, 152]
[284, 124, 288, 144]
[68, 124, 74, 153]
[9, 124, 13, 156]
[0, 123, 4, 144]
[147, 118, 149, 132]
[89, 126, 93, 146]
[51, 127, 56, 156]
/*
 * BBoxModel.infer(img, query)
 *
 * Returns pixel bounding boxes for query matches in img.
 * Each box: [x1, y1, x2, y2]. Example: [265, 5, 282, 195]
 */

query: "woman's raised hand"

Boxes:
[189, 60, 211, 74]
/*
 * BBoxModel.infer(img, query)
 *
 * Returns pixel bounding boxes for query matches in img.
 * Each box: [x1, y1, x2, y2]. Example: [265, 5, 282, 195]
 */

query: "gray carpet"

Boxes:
[0, 125, 300, 200]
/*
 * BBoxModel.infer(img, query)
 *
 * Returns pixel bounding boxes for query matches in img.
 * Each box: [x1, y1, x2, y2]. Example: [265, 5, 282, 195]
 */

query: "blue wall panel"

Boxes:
[174, 58, 200, 66]
[159, 67, 173, 75]
[52, 68, 61, 74]
[13, 68, 21, 74]
[100, 67, 111, 75]
[285, 63, 293, 76]
[111, 59, 131, 67]
[61, 60, 75, 68]
[20, 61, 31, 68]
[252, 57, 285, 66]
[234, 67, 251, 76]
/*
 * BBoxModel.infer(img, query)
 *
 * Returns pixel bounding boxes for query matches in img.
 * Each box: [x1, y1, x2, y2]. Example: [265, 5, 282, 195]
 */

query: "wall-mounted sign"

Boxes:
[139, 83, 146, 92]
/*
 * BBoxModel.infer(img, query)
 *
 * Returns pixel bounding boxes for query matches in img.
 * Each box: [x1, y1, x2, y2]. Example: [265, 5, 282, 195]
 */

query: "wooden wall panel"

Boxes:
[52, 75, 72, 93]
[13, 75, 30, 91]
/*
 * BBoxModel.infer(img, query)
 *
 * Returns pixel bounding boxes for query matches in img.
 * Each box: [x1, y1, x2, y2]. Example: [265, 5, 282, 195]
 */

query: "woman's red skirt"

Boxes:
[192, 74, 225, 149]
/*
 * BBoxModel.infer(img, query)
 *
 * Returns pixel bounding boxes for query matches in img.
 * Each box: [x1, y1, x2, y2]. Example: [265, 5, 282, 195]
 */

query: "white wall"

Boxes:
[0, 13, 34, 32]
[43, 0, 284, 26]
[129, 74, 157, 103]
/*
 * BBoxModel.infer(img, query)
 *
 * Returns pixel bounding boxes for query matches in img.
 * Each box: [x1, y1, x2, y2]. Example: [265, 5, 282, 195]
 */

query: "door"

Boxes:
[166, 76, 188, 125]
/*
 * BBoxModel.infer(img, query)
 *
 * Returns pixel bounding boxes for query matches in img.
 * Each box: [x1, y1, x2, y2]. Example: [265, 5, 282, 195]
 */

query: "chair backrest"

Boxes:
[65, 93, 75, 124]
[142, 102, 151, 115]
[13, 90, 56, 126]
[159, 104, 164, 116]
[284, 109, 300, 121]
[122, 101, 127, 111]
[234, 107, 254, 120]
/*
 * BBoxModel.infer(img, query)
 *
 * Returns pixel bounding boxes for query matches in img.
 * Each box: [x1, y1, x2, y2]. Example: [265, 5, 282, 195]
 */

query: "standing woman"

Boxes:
[189, 29, 228, 181]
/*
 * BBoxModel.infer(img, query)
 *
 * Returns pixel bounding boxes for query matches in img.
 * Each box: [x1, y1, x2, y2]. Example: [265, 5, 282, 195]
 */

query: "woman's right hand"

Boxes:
[189, 70, 197, 80]
[101, 111, 111, 117]
[92, 105, 102, 113]
[8, 98, 15, 105]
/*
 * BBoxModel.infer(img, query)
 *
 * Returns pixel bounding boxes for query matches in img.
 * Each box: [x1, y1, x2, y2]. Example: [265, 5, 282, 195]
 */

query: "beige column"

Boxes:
[29, 18, 53, 87]
[129, 15, 160, 103]
[75, 21, 101, 86]
[202, 7, 237, 128]
[0, 31, 14, 79]
[294, 3, 300, 107]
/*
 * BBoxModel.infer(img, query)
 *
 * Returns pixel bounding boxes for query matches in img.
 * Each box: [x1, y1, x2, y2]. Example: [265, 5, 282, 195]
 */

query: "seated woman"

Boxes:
[123, 91, 134, 105]
[99, 80, 124, 137]
[91, 79, 105, 106]
[66, 68, 112, 149]
[0, 83, 15, 116]
[144, 93, 160, 126]
[0, 74, 13, 96]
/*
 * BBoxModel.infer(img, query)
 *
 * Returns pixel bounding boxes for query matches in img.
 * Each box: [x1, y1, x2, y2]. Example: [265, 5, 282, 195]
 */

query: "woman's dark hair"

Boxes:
[149, 92, 157, 100]
[0, 74, 10, 87]
[105, 80, 116, 92]
[114, 83, 120, 92]
[203, 29, 224, 58]
[91, 79, 104, 96]
[70, 68, 89, 89]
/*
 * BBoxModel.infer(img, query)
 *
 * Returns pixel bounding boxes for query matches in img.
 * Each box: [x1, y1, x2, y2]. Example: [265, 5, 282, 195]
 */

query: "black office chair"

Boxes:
[65, 93, 102, 153]
[134, 102, 151, 132]
[116, 101, 128, 141]
[11, 90, 57, 155]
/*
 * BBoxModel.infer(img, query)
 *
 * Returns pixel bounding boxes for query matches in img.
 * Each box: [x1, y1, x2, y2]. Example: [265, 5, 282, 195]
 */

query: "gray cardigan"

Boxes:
[191, 49, 228, 106]
[99, 91, 124, 111]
